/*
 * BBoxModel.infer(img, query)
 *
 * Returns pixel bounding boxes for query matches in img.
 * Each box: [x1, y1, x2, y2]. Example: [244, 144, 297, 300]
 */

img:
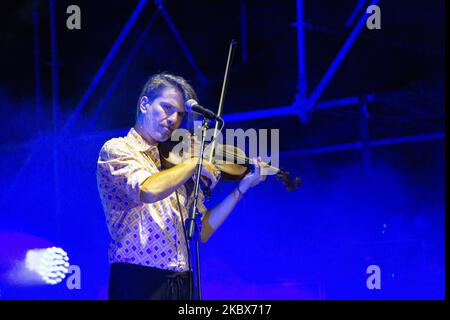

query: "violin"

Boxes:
[158, 137, 301, 191]
[159, 40, 301, 192]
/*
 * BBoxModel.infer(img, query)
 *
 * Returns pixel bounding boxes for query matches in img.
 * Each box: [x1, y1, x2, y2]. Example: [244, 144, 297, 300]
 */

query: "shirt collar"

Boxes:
[126, 127, 157, 153]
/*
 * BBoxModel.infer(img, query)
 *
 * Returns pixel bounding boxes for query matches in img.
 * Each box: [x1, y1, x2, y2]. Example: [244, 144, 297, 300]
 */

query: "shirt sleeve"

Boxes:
[97, 139, 153, 204]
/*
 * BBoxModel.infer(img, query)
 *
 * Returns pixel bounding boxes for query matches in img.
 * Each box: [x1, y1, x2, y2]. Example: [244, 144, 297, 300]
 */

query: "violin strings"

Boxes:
[190, 140, 281, 173]
[214, 148, 279, 172]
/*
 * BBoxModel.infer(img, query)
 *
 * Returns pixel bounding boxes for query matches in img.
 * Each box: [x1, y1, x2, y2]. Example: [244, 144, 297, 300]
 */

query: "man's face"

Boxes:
[139, 87, 185, 144]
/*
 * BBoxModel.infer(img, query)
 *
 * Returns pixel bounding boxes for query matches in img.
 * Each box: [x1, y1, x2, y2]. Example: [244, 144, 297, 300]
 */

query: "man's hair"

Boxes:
[136, 72, 197, 123]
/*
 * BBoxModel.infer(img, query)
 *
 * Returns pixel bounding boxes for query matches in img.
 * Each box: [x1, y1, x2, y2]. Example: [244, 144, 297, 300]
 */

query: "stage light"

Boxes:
[25, 247, 70, 285]
[4, 246, 70, 286]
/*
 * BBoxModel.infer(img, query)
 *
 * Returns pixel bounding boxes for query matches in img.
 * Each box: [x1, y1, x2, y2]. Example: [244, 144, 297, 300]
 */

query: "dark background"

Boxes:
[0, 0, 445, 299]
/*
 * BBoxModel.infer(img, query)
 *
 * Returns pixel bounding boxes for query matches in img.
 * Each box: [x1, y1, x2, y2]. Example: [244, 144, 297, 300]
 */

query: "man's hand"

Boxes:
[186, 157, 219, 189]
[238, 157, 268, 193]
[200, 159, 220, 190]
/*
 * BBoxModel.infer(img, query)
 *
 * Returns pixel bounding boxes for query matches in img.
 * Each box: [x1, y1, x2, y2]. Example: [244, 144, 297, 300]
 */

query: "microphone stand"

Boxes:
[185, 39, 235, 300]
[186, 116, 210, 300]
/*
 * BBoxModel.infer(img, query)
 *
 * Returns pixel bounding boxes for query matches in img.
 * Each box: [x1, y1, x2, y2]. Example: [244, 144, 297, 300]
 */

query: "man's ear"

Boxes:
[139, 96, 149, 114]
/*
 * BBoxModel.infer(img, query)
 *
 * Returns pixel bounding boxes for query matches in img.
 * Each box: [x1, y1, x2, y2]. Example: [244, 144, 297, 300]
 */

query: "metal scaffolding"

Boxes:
[2, 0, 445, 181]
[0, 1, 442, 301]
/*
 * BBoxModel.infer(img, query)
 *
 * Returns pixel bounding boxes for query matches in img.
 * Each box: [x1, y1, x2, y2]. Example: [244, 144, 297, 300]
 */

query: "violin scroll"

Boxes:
[276, 169, 302, 192]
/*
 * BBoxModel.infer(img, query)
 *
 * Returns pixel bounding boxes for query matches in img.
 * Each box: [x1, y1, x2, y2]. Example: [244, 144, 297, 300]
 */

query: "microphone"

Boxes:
[185, 99, 223, 123]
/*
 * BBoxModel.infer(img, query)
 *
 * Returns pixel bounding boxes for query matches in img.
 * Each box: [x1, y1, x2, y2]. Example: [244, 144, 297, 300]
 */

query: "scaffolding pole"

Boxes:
[294, 0, 308, 120]
[156, 0, 207, 85]
[86, 9, 161, 130]
[63, 0, 148, 132]
[49, 0, 61, 242]
[304, 0, 380, 120]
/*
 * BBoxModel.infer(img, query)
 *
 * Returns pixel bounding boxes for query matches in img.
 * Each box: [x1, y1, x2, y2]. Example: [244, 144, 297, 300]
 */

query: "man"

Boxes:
[96, 72, 266, 300]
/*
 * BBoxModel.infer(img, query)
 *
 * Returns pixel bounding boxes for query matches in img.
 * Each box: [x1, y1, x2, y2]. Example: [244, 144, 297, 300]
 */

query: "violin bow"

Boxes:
[208, 40, 238, 163]
[203, 40, 301, 192]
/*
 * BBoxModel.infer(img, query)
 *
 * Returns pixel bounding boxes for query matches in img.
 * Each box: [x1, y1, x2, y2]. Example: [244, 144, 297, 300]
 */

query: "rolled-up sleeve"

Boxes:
[97, 139, 152, 204]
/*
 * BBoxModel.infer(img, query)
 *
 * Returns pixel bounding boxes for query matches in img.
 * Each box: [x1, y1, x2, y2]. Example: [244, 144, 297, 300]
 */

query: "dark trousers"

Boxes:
[108, 262, 192, 300]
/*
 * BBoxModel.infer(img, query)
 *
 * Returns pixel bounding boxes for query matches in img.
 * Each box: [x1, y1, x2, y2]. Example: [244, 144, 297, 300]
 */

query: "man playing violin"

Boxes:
[96, 72, 267, 300]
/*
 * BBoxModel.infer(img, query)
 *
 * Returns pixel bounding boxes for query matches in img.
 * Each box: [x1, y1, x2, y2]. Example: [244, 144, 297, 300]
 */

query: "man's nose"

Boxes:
[167, 112, 179, 126]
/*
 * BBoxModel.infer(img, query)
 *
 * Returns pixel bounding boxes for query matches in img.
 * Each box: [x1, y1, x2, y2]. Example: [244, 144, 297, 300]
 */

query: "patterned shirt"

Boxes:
[96, 128, 207, 272]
